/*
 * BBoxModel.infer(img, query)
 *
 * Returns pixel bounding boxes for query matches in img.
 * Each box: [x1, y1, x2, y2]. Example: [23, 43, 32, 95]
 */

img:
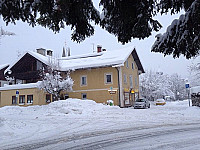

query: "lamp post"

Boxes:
[177, 91, 179, 102]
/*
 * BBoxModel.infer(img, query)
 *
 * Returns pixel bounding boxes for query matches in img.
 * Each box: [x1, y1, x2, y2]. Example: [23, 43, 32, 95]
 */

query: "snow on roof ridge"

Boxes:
[6, 46, 137, 72]
[0, 81, 41, 91]
[27, 51, 51, 64]
[7, 50, 53, 71]
[58, 46, 134, 71]
[191, 86, 200, 94]
[0, 64, 9, 70]
[58, 52, 104, 60]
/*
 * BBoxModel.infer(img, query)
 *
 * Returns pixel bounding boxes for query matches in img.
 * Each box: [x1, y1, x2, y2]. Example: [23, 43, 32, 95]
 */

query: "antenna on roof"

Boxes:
[91, 43, 95, 53]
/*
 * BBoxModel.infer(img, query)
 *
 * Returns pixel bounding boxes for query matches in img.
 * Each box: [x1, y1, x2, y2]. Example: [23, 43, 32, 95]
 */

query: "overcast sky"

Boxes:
[0, 3, 194, 78]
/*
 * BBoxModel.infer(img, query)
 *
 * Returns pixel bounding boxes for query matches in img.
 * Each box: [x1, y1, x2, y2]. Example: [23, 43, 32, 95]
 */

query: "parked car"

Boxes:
[155, 98, 166, 105]
[134, 98, 150, 109]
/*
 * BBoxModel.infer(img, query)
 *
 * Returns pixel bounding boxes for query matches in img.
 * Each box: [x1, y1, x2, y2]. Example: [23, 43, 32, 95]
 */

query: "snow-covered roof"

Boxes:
[0, 64, 9, 70]
[191, 86, 200, 94]
[8, 51, 50, 71]
[58, 47, 134, 71]
[8, 46, 144, 72]
[0, 82, 40, 91]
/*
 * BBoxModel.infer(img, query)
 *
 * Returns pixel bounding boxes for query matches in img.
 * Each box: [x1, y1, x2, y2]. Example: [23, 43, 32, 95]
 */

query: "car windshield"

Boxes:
[136, 99, 145, 102]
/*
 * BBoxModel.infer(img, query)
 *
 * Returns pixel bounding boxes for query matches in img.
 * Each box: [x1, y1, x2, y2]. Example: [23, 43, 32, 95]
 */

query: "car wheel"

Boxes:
[148, 104, 150, 108]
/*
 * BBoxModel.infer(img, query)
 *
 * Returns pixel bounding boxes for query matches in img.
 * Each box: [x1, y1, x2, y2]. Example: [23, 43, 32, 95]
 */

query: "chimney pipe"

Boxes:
[97, 45, 102, 53]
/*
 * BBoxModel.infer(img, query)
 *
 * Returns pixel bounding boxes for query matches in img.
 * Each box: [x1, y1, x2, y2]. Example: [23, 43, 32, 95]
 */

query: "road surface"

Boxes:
[3, 123, 200, 150]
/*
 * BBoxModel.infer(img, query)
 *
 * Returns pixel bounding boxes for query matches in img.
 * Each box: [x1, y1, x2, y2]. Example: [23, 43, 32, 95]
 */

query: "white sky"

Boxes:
[0, 2, 194, 78]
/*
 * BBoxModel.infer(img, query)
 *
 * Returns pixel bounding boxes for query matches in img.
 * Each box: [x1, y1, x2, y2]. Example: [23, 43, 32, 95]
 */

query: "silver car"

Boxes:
[134, 98, 150, 109]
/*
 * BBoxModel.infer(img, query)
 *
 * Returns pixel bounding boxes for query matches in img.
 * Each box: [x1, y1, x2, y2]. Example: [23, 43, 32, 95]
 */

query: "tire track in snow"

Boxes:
[2, 123, 200, 150]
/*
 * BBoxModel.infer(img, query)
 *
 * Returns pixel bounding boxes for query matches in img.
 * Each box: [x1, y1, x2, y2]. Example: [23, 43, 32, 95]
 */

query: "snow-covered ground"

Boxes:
[0, 99, 200, 149]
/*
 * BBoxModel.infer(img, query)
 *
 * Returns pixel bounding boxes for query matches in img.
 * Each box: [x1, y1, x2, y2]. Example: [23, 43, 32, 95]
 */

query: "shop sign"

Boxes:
[108, 90, 117, 94]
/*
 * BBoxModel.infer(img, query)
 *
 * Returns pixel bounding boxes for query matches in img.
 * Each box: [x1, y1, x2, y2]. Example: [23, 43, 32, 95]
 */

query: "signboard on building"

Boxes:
[108, 90, 117, 94]
[16, 90, 19, 97]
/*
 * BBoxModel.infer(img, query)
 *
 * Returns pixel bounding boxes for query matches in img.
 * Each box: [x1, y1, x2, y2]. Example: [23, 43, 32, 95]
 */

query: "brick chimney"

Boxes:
[47, 50, 53, 56]
[36, 48, 46, 56]
[97, 45, 102, 53]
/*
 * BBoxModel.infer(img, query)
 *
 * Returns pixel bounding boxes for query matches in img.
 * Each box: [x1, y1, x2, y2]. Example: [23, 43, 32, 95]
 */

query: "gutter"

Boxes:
[116, 67, 121, 107]
[116, 67, 124, 107]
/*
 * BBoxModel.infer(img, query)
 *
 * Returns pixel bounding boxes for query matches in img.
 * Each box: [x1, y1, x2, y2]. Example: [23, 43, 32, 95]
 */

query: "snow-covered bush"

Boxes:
[38, 70, 73, 100]
[38, 58, 73, 100]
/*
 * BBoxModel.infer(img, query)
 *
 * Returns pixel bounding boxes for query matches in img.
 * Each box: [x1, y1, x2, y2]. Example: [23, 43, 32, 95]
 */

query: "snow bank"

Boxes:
[0, 98, 199, 149]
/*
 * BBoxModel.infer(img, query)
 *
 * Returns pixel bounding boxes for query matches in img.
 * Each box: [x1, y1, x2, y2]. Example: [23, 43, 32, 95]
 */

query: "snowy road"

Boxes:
[3, 123, 200, 150]
[1, 99, 200, 150]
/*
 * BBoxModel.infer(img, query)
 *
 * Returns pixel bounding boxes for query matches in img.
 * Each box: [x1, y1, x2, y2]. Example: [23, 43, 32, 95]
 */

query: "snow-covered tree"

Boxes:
[5, 76, 14, 85]
[0, 0, 199, 58]
[38, 58, 73, 100]
[0, 27, 15, 43]
[0, 0, 100, 43]
[188, 57, 200, 86]
[169, 74, 186, 100]
[0, 27, 15, 37]
[151, 0, 200, 59]
[140, 70, 187, 101]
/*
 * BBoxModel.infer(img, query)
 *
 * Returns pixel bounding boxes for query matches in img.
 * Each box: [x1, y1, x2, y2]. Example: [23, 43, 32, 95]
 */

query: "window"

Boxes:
[126, 60, 129, 68]
[81, 75, 87, 86]
[12, 96, 17, 104]
[37, 61, 43, 70]
[19, 95, 25, 104]
[132, 62, 134, 70]
[124, 74, 127, 84]
[105, 73, 112, 84]
[82, 93, 87, 100]
[129, 75, 133, 88]
[46, 94, 51, 103]
[64, 94, 69, 99]
[27, 95, 33, 104]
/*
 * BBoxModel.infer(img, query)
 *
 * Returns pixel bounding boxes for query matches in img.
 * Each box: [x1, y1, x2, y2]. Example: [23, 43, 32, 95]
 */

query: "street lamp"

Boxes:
[177, 91, 179, 102]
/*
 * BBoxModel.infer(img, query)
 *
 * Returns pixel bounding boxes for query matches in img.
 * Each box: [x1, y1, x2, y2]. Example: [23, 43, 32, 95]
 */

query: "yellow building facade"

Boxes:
[0, 47, 144, 108]
[64, 53, 140, 107]
[0, 84, 52, 107]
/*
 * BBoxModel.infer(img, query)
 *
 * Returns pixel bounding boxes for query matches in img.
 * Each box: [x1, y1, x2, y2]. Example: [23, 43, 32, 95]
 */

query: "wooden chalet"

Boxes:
[0, 64, 9, 87]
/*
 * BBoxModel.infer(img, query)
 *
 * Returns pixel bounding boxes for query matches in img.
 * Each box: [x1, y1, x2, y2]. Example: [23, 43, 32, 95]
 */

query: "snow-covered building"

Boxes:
[191, 86, 200, 107]
[0, 64, 9, 87]
[0, 46, 144, 107]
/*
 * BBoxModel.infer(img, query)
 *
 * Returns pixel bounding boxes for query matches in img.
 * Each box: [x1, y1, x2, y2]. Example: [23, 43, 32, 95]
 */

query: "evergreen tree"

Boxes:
[151, 0, 200, 59]
[0, 0, 199, 58]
